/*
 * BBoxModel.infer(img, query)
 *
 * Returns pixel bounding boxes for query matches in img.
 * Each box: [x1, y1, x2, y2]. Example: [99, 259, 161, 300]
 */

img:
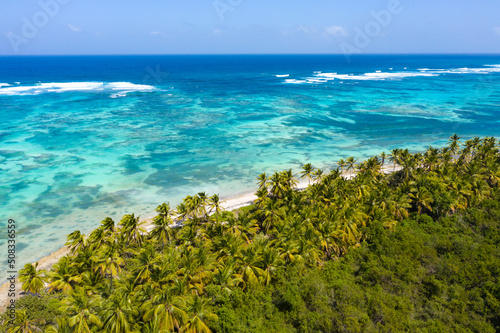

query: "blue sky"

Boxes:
[1, 0, 499, 55]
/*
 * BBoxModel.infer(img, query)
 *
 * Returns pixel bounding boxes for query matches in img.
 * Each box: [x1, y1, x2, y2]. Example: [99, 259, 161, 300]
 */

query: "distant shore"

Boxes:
[0, 165, 400, 311]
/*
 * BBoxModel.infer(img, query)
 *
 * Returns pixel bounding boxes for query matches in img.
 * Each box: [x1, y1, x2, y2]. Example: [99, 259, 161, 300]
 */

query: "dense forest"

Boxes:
[3, 135, 500, 332]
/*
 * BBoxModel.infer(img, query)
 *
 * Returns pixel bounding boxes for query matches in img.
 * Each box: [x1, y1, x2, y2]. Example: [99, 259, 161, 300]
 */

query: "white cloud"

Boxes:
[324, 26, 348, 37]
[495, 27, 500, 36]
[298, 25, 317, 34]
[281, 26, 314, 37]
[68, 24, 81, 33]
[213, 29, 222, 35]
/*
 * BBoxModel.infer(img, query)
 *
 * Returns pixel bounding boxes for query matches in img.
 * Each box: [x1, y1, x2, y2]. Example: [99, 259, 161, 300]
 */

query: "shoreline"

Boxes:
[0, 165, 400, 311]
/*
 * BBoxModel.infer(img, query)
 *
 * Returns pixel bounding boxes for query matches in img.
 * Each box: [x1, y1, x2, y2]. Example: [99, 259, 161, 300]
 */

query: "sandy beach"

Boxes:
[0, 165, 400, 311]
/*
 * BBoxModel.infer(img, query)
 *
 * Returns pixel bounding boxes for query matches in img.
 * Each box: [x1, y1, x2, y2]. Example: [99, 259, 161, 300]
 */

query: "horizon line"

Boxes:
[1, 52, 500, 57]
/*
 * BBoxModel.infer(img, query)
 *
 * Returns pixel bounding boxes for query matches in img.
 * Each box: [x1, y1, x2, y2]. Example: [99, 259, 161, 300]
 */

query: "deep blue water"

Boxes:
[1, 54, 500, 281]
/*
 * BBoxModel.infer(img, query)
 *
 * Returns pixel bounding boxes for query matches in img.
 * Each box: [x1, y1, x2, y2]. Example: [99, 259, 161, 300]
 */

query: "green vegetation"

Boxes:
[2, 135, 500, 332]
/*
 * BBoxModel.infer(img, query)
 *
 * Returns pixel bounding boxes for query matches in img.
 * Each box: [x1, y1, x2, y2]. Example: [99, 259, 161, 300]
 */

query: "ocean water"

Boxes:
[1, 54, 500, 281]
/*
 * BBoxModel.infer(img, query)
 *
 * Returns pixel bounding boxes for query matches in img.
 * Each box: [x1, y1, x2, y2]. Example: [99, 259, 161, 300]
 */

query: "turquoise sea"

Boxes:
[1, 55, 500, 281]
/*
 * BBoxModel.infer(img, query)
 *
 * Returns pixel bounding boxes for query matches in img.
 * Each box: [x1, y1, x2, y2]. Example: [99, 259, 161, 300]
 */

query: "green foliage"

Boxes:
[7, 135, 500, 332]
[0, 292, 61, 332]
[15, 292, 61, 324]
[18, 262, 47, 295]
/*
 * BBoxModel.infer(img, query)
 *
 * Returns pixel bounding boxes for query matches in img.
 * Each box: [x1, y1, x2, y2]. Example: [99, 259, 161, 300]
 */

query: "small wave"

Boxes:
[417, 65, 500, 75]
[0, 82, 156, 96]
[434, 66, 500, 74]
[0, 83, 10, 88]
[275, 74, 289, 78]
[306, 78, 328, 83]
[284, 79, 307, 84]
[107, 82, 155, 91]
[313, 71, 438, 81]
[110, 93, 127, 99]
[280, 64, 500, 85]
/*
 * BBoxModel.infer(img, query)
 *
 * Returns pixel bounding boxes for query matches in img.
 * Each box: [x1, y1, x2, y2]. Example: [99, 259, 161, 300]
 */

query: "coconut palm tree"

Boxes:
[118, 214, 146, 247]
[151, 203, 174, 249]
[257, 247, 283, 286]
[392, 193, 411, 221]
[424, 147, 440, 171]
[362, 156, 382, 176]
[61, 287, 102, 333]
[313, 169, 324, 182]
[180, 295, 218, 333]
[337, 158, 346, 172]
[196, 192, 210, 221]
[100, 217, 115, 234]
[268, 171, 287, 199]
[45, 317, 72, 333]
[255, 187, 269, 208]
[100, 293, 137, 333]
[448, 134, 461, 155]
[337, 207, 366, 246]
[470, 179, 491, 204]
[379, 151, 388, 167]
[317, 220, 341, 260]
[87, 227, 108, 251]
[260, 199, 286, 233]
[277, 240, 300, 265]
[483, 160, 500, 187]
[301, 163, 315, 184]
[399, 149, 416, 180]
[346, 157, 357, 177]
[389, 149, 400, 171]
[47, 256, 82, 293]
[283, 169, 298, 189]
[66, 230, 86, 255]
[142, 286, 187, 332]
[18, 262, 47, 295]
[237, 246, 264, 289]
[6, 310, 43, 333]
[92, 249, 124, 292]
[409, 188, 434, 214]
[131, 244, 159, 284]
[256, 172, 268, 190]
[212, 262, 243, 293]
[208, 194, 224, 219]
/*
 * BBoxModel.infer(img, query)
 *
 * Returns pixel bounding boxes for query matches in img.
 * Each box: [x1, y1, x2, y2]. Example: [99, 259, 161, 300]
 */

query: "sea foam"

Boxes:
[307, 71, 438, 83]
[284, 79, 307, 84]
[282, 64, 500, 84]
[0, 82, 156, 96]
